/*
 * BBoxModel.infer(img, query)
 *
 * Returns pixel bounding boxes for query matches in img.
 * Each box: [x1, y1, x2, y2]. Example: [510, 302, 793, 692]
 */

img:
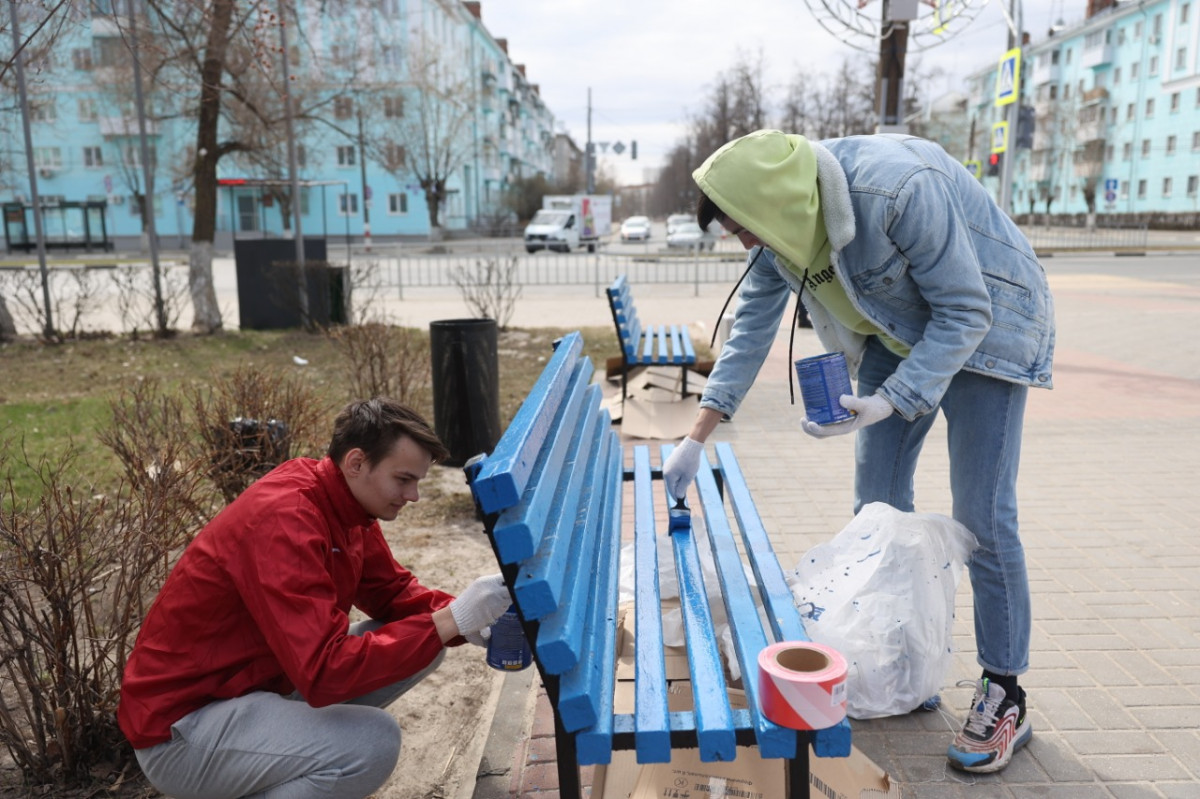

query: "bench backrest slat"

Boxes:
[558, 435, 623, 747]
[490, 357, 595, 563]
[512, 384, 605, 625]
[472, 333, 583, 515]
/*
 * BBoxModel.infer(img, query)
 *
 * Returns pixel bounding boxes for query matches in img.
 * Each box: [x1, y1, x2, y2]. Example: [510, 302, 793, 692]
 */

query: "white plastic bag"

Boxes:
[787, 502, 977, 719]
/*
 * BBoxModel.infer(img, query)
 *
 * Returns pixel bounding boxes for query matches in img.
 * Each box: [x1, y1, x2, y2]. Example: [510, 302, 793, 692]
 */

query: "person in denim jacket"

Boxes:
[663, 130, 1055, 774]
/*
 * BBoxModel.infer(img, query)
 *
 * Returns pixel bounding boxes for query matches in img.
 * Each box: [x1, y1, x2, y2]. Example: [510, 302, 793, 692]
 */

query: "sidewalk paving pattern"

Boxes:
[464, 257, 1200, 799]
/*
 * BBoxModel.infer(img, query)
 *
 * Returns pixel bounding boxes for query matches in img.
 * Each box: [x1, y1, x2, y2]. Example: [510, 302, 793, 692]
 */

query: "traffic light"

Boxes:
[987, 152, 1002, 177]
[1015, 106, 1035, 149]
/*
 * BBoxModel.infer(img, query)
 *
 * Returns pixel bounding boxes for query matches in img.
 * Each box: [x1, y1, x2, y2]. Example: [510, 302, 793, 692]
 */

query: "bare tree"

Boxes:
[372, 32, 476, 233]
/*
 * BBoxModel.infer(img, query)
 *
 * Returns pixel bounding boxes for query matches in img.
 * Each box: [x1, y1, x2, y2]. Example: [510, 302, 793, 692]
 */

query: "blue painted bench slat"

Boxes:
[464, 331, 850, 799]
[606, 275, 697, 400]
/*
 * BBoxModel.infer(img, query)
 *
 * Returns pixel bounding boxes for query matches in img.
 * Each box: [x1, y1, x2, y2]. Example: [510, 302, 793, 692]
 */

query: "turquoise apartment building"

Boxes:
[962, 0, 1200, 220]
[2, 0, 559, 249]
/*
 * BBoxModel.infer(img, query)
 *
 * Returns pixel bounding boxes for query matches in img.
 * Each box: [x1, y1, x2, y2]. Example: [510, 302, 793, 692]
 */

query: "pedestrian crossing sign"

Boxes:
[991, 121, 1009, 154]
[995, 48, 1021, 107]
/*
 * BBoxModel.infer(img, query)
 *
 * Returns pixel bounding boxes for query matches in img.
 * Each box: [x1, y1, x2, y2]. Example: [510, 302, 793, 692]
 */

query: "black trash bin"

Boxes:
[233, 238, 345, 329]
[429, 318, 501, 467]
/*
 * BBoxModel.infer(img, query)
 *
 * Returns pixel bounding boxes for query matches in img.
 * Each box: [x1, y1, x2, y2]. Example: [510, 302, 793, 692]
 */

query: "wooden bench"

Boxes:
[464, 331, 851, 799]
[605, 275, 697, 400]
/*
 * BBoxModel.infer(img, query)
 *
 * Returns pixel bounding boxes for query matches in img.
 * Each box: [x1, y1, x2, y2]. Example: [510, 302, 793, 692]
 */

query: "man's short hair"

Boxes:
[328, 398, 449, 466]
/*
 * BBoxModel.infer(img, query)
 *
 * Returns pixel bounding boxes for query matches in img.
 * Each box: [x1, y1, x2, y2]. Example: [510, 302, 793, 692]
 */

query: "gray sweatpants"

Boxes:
[134, 621, 445, 799]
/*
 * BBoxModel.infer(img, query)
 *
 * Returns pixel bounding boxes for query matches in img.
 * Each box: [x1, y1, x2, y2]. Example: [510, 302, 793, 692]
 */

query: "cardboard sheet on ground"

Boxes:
[594, 681, 898, 799]
[619, 394, 699, 440]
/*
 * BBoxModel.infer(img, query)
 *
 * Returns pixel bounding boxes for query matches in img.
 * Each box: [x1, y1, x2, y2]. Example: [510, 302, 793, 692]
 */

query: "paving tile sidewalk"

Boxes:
[471, 257, 1200, 799]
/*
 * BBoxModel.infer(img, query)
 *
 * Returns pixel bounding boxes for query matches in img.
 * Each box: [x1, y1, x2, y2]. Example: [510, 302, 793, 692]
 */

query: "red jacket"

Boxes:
[118, 456, 458, 749]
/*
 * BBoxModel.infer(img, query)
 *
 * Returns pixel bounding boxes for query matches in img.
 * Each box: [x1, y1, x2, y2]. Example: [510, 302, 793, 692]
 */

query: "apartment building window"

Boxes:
[1182, 2, 1191, 23]
[1163, 177, 1172, 197]
[1172, 92, 1181, 112]
[83, 146, 104, 167]
[1126, 103, 1135, 121]
[1167, 135, 1177, 155]
[388, 193, 408, 215]
[1141, 139, 1151, 157]
[336, 145, 356, 166]
[1177, 48, 1188, 70]
[1146, 97, 1155, 117]
[31, 102, 56, 122]
[1134, 20, 1143, 39]
[1114, 66, 1121, 84]
[385, 143, 406, 169]
[1196, 87, 1200, 106]
[338, 193, 359, 215]
[77, 97, 98, 122]
[1188, 175, 1198, 198]
[72, 48, 93, 70]
[334, 96, 354, 120]
[383, 96, 404, 118]
[1193, 131, 1200, 149]
[1110, 106, 1118, 125]
[96, 37, 124, 67]
[1122, 142, 1132, 160]
[296, 144, 307, 168]
[1149, 56, 1158, 77]
[1105, 144, 1114, 161]
[1131, 62, 1140, 79]
[33, 147, 63, 168]
[1137, 179, 1147, 199]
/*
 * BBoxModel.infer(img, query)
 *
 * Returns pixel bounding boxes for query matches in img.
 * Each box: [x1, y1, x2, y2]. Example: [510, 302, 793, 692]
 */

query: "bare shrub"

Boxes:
[0, 445, 196, 789]
[186, 365, 328, 504]
[450, 257, 522, 330]
[328, 321, 432, 408]
[110, 264, 189, 339]
[98, 378, 213, 528]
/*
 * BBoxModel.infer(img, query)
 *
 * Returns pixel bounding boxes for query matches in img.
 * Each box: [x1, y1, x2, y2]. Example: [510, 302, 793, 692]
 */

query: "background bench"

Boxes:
[606, 274, 697, 400]
[464, 331, 851, 799]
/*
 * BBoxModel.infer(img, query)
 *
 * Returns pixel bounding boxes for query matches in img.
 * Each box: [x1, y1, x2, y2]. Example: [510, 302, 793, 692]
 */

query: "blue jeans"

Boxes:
[134, 621, 445, 799]
[855, 337, 1031, 677]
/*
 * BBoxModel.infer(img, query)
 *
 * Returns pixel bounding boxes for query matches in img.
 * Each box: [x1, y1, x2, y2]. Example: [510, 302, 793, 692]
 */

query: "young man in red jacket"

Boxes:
[119, 398, 512, 799]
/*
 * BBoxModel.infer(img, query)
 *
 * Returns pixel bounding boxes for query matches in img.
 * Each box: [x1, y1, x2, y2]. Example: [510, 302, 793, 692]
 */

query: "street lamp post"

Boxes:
[276, 0, 309, 329]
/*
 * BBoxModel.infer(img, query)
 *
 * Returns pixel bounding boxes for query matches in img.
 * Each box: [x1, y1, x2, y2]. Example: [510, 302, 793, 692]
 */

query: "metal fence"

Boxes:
[1021, 223, 1149, 251]
[341, 240, 752, 299]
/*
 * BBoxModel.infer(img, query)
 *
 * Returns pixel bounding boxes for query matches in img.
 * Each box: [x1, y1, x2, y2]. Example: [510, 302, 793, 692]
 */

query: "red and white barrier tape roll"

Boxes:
[757, 641, 848, 730]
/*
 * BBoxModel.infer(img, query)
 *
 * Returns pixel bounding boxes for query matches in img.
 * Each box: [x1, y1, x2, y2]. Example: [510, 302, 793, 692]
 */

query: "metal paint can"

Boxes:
[485, 605, 532, 671]
[795, 352, 855, 425]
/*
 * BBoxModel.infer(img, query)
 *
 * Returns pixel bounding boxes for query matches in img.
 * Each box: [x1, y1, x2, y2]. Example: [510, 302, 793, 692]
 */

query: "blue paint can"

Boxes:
[795, 352, 855, 425]
[485, 605, 532, 671]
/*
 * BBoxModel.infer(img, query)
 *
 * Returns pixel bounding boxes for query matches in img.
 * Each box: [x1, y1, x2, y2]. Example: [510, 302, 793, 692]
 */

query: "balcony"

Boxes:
[1031, 58, 1061, 86]
[1082, 42, 1115, 69]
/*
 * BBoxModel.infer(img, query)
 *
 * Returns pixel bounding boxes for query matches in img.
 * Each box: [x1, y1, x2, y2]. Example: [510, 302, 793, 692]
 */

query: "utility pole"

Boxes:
[276, 0, 309, 329]
[585, 88, 594, 194]
[358, 108, 371, 252]
[128, 0, 167, 336]
[876, 0, 914, 133]
[998, 0, 1024, 215]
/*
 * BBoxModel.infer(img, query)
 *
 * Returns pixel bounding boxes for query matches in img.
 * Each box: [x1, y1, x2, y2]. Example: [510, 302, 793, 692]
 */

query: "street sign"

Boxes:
[1104, 190, 1117, 203]
[964, 160, 982, 179]
[1104, 178, 1119, 192]
[991, 121, 1009, 154]
[995, 48, 1021, 107]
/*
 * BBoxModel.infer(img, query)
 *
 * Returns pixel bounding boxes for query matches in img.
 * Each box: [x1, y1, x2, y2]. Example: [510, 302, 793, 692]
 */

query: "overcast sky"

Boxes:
[476, 0, 1075, 185]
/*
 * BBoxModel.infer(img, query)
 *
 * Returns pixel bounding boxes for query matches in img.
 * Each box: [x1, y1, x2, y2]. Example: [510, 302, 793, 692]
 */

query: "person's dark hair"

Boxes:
[327, 397, 449, 466]
[696, 194, 725, 231]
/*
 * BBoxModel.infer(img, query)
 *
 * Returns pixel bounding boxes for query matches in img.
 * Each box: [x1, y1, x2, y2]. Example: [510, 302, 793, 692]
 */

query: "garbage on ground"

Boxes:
[787, 502, 977, 719]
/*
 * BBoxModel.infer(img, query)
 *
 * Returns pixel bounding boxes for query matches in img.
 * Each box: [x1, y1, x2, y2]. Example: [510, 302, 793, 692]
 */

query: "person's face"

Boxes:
[341, 435, 432, 521]
[721, 216, 764, 250]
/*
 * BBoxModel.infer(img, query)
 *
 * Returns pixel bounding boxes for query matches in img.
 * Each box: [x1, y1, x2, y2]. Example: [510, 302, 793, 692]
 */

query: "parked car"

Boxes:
[666, 220, 715, 251]
[619, 216, 652, 242]
[666, 213, 693, 235]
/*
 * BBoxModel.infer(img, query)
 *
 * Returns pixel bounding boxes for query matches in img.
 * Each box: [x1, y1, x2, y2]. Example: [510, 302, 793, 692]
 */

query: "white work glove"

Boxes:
[448, 573, 511, 639]
[462, 627, 491, 648]
[662, 437, 703, 500]
[801, 394, 894, 438]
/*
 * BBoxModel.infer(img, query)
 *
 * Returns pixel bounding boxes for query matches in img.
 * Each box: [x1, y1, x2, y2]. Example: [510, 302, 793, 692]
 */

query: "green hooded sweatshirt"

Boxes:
[693, 130, 909, 356]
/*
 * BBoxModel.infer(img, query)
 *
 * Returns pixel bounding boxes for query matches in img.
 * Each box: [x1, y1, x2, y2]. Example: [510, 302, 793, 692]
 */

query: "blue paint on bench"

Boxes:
[464, 331, 850, 799]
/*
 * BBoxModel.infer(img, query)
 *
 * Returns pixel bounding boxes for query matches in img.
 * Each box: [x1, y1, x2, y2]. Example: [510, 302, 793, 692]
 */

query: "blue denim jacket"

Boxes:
[701, 135, 1056, 422]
